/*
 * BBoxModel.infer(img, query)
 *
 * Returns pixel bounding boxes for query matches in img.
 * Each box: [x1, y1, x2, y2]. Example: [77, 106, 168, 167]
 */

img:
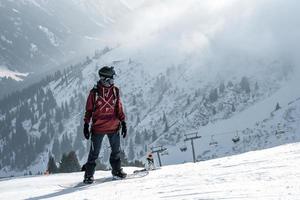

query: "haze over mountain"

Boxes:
[0, 0, 131, 97]
[0, 0, 299, 179]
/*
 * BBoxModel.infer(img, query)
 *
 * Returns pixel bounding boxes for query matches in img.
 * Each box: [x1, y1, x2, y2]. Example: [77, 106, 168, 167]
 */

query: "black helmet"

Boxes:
[98, 66, 116, 78]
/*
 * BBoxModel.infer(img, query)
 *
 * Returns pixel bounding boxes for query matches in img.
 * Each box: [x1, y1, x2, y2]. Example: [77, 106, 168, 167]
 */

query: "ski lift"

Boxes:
[179, 141, 188, 152]
[209, 135, 218, 146]
[161, 149, 169, 156]
[232, 131, 240, 143]
[275, 123, 285, 135]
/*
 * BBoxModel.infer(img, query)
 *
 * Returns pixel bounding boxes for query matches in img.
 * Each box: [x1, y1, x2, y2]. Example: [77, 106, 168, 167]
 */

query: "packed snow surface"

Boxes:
[1, 142, 300, 200]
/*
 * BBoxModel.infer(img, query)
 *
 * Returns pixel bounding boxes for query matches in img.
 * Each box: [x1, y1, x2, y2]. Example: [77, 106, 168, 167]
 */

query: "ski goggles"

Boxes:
[100, 76, 114, 86]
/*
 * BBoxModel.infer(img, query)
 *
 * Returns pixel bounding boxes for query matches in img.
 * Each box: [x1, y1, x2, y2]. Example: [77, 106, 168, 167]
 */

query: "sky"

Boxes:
[100, 0, 300, 76]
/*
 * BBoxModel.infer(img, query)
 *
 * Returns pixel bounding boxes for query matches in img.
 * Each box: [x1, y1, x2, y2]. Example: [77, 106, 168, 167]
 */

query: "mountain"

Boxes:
[0, 0, 299, 177]
[0, 46, 298, 177]
[1, 142, 300, 199]
[0, 0, 130, 97]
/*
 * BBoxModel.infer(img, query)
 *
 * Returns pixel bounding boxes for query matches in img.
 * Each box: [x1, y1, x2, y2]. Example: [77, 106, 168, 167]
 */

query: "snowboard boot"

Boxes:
[112, 168, 127, 179]
[83, 176, 95, 184]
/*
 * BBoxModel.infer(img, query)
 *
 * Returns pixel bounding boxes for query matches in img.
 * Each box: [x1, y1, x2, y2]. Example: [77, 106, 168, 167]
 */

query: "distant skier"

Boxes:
[146, 152, 155, 170]
[82, 66, 127, 184]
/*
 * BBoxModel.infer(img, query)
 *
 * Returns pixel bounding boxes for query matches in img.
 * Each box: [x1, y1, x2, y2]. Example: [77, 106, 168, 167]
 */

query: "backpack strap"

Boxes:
[113, 87, 120, 118]
[91, 85, 98, 112]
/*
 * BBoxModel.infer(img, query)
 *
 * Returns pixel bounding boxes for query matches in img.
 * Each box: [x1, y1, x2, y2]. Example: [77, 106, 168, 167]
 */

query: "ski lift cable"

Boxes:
[185, 118, 297, 140]
[154, 117, 299, 150]
[148, 118, 180, 146]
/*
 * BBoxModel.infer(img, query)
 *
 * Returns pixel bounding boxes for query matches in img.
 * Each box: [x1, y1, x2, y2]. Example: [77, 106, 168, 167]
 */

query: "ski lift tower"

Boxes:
[151, 146, 167, 167]
[184, 131, 202, 163]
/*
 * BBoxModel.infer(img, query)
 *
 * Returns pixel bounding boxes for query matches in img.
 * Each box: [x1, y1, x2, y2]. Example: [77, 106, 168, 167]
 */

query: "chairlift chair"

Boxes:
[209, 135, 218, 146]
[180, 141, 188, 152]
[275, 123, 285, 135]
[232, 131, 240, 143]
[161, 149, 169, 156]
[180, 146, 187, 152]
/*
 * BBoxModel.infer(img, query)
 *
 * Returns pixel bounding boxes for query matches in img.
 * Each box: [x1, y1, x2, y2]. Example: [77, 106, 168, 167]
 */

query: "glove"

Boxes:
[83, 123, 90, 140]
[121, 121, 127, 138]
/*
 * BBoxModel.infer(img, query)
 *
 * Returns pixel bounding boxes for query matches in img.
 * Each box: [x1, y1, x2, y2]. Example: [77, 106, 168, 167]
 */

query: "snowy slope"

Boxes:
[1, 0, 300, 177]
[1, 142, 300, 199]
[161, 73, 300, 164]
[0, 44, 298, 177]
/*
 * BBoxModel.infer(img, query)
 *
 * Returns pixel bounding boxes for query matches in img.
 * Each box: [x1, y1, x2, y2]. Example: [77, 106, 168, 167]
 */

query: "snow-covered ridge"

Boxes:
[0, 0, 131, 89]
[0, 46, 298, 177]
[0, 66, 29, 81]
[1, 142, 300, 199]
[38, 25, 60, 47]
[1, 0, 300, 177]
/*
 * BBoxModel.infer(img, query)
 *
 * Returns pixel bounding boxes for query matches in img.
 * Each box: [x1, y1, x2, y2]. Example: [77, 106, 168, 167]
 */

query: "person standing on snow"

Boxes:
[82, 66, 127, 184]
[146, 152, 155, 170]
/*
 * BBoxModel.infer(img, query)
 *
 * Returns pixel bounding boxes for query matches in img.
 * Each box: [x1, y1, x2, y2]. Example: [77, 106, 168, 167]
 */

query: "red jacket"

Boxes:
[84, 83, 125, 134]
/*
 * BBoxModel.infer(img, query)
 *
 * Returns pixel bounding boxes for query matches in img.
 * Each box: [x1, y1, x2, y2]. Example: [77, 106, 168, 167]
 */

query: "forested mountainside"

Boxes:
[0, 45, 298, 176]
[0, 0, 130, 97]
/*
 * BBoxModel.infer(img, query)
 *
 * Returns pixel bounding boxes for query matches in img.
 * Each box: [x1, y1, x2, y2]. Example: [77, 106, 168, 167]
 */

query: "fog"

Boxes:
[101, 0, 300, 76]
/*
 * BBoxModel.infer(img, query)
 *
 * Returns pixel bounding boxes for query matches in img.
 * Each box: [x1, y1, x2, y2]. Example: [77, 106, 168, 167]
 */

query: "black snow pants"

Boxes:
[84, 132, 121, 178]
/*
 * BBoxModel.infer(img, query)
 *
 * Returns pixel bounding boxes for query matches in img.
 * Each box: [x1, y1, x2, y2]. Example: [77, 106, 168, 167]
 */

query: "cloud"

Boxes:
[101, 0, 300, 76]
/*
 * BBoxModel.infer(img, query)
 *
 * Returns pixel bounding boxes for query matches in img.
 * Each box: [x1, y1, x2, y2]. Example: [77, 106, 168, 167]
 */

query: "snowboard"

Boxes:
[112, 169, 149, 180]
[59, 169, 149, 189]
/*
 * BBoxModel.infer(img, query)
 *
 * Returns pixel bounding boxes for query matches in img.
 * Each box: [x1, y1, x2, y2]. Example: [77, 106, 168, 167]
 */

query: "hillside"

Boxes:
[0, 46, 298, 177]
[0, 0, 130, 97]
[1, 142, 300, 199]
[0, 0, 299, 177]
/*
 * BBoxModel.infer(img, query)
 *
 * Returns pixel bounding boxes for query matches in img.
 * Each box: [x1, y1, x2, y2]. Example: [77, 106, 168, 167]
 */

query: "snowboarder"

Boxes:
[82, 66, 127, 184]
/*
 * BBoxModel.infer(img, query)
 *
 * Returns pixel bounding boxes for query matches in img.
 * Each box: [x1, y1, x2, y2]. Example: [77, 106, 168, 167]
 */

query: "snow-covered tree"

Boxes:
[47, 155, 58, 174]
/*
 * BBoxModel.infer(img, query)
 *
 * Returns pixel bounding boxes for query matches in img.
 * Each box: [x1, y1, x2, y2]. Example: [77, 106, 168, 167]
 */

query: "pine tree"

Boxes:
[64, 101, 70, 119]
[275, 102, 281, 111]
[227, 81, 234, 88]
[120, 150, 129, 166]
[39, 117, 46, 131]
[47, 155, 58, 174]
[135, 132, 141, 144]
[70, 96, 76, 110]
[163, 112, 169, 132]
[152, 130, 158, 142]
[59, 151, 80, 173]
[219, 82, 225, 93]
[74, 128, 85, 159]
[59, 153, 68, 173]
[52, 138, 61, 160]
[240, 76, 251, 93]
[58, 121, 64, 133]
[231, 104, 236, 112]
[128, 126, 134, 137]
[186, 96, 191, 106]
[15, 117, 28, 148]
[209, 88, 218, 102]
[212, 106, 217, 115]
[47, 122, 55, 138]
[61, 135, 72, 154]
[255, 82, 259, 90]
[66, 151, 81, 172]
[136, 114, 141, 125]
[132, 95, 137, 105]
[55, 107, 63, 122]
[128, 139, 135, 161]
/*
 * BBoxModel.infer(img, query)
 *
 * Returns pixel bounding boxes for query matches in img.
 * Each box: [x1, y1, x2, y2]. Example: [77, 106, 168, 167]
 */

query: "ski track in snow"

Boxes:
[1, 143, 300, 199]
